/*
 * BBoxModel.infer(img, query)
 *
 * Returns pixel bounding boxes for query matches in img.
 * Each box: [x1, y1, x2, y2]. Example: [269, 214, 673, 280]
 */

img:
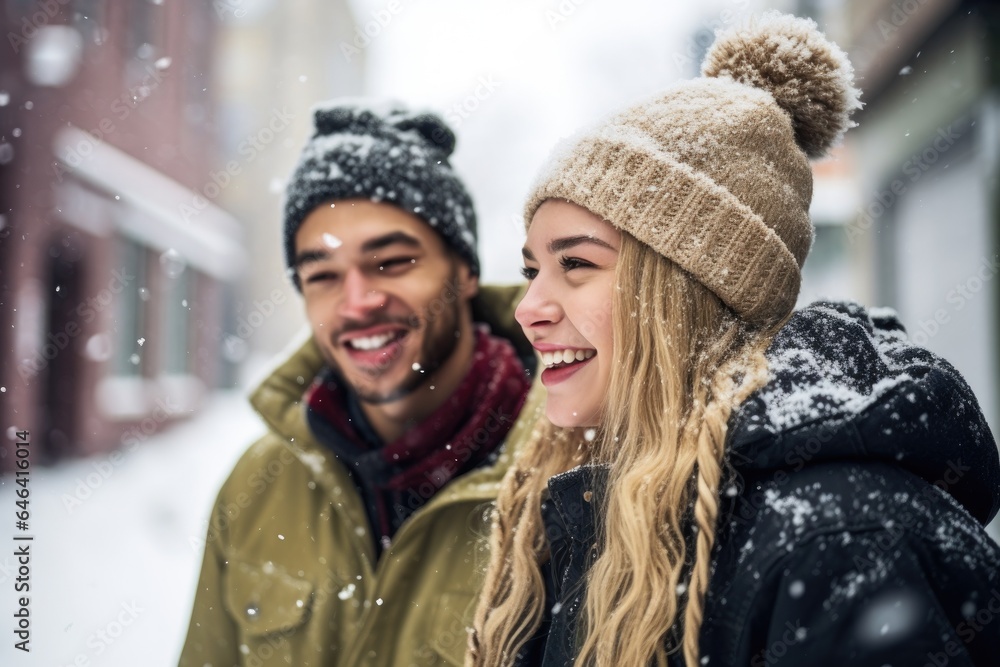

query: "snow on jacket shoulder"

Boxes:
[531, 300, 1000, 667]
[178, 285, 543, 667]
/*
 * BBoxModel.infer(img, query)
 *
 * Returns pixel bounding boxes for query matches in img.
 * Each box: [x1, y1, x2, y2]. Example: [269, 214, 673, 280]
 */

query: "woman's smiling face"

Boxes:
[515, 199, 620, 428]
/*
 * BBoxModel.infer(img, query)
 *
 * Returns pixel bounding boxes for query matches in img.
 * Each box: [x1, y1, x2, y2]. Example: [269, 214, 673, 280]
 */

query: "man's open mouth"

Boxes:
[343, 330, 408, 351]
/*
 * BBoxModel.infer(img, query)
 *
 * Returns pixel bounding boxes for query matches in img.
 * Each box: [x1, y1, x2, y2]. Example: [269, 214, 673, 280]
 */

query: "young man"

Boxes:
[179, 101, 539, 667]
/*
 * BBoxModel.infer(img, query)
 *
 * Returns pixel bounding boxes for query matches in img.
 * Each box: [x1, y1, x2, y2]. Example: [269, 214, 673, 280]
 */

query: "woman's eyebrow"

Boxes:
[547, 235, 616, 253]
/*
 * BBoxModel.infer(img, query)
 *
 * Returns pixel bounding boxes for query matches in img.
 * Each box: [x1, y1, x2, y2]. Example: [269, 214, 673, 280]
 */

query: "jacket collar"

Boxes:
[544, 464, 610, 544]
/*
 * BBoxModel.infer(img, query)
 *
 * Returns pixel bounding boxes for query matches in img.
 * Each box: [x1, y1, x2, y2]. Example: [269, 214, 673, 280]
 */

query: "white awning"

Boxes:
[52, 125, 246, 281]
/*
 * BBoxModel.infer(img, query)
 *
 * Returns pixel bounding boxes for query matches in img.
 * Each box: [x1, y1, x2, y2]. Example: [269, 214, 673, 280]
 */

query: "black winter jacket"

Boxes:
[523, 301, 1000, 666]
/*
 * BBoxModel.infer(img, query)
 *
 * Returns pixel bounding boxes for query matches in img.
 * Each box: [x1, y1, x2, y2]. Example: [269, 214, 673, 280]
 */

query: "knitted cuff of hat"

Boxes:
[524, 12, 862, 326]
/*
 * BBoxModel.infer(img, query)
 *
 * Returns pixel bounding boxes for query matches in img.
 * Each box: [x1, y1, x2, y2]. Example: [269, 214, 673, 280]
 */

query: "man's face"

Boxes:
[293, 199, 478, 404]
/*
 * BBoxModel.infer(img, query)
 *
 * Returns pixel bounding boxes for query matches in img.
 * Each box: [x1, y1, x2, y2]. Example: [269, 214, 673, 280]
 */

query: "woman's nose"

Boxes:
[515, 278, 561, 331]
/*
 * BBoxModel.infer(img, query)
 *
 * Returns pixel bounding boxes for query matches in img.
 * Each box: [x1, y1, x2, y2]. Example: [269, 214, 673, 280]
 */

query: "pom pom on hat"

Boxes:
[702, 11, 862, 158]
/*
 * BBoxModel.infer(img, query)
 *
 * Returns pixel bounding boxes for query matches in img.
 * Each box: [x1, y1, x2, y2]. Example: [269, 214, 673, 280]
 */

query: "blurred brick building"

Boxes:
[0, 0, 245, 470]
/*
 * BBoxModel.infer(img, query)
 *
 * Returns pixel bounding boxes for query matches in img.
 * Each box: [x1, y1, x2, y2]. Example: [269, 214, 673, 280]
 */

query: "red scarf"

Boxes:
[304, 328, 530, 550]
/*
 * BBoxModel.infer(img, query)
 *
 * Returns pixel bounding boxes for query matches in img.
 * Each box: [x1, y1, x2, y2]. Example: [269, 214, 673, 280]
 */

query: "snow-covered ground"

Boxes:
[0, 390, 265, 667]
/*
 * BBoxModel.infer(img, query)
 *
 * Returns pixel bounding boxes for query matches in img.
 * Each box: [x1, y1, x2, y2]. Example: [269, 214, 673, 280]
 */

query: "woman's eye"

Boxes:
[520, 266, 538, 280]
[559, 256, 594, 271]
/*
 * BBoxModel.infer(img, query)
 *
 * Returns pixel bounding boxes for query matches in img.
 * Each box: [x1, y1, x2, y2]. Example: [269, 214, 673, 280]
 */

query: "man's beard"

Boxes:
[329, 282, 464, 405]
[355, 299, 461, 404]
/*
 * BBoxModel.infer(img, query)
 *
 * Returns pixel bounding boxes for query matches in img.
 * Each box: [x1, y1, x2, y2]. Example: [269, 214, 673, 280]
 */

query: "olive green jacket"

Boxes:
[178, 286, 542, 667]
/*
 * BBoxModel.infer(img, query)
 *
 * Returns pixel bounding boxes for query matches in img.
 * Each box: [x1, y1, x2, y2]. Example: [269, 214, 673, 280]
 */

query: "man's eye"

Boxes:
[304, 271, 339, 284]
[520, 266, 538, 280]
[378, 258, 416, 272]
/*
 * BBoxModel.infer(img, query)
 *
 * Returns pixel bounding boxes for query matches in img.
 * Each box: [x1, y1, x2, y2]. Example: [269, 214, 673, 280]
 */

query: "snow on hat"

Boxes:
[524, 12, 862, 325]
[283, 99, 479, 278]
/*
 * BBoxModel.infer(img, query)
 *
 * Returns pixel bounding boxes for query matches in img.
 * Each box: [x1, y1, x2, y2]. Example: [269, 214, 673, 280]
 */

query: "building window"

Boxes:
[113, 237, 148, 376]
[72, 0, 104, 46]
[125, 0, 165, 84]
[800, 222, 855, 305]
[161, 268, 193, 374]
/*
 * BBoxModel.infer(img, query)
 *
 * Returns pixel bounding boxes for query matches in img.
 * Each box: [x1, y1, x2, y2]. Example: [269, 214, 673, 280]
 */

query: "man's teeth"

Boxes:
[347, 332, 399, 351]
[541, 349, 595, 368]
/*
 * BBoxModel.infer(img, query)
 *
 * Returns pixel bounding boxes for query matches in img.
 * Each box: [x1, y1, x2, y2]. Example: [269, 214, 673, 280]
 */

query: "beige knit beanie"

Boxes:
[525, 12, 862, 325]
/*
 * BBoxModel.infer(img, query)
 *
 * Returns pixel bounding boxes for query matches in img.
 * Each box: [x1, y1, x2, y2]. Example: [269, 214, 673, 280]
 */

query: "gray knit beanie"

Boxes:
[283, 99, 479, 277]
[525, 13, 862, 325]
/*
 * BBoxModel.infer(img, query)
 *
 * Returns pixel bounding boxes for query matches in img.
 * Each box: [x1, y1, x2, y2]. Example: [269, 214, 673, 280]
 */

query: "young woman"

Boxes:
[468, 13, 1000, 667]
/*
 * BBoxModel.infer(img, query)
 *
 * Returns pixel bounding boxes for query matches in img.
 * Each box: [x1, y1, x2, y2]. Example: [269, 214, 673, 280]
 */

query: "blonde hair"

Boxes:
[469, 233, 780, 667]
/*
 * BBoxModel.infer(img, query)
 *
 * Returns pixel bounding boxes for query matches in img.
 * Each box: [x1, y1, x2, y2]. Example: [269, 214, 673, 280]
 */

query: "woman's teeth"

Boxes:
[346, 332, 400, 351]
[541, 349, 595, 368]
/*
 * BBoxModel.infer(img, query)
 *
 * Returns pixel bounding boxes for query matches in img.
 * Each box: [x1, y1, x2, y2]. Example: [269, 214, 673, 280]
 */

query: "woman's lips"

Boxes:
[540, 354, 595, 387]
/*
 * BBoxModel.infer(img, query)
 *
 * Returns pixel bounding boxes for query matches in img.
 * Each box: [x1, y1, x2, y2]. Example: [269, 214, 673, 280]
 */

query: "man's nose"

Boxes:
[337, 268, 386, 320]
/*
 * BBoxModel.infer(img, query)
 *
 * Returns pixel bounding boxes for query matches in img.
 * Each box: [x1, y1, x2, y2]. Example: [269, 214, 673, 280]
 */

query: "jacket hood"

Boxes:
[728, 300, 1000, 524]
